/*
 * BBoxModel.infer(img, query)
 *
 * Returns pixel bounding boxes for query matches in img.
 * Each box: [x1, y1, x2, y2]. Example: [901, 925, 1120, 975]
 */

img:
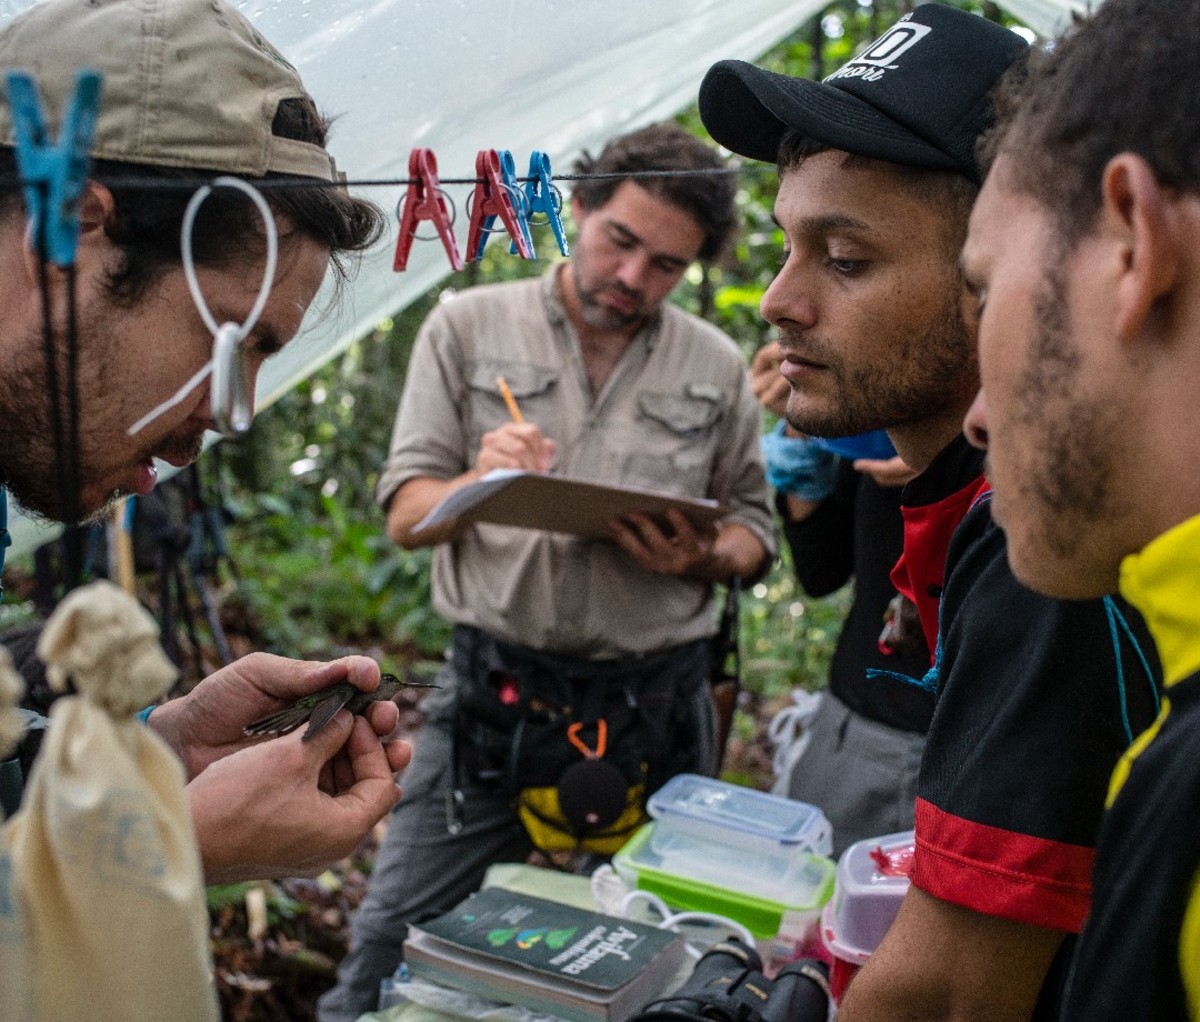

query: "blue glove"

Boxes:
[760, 421, 838, 500]
[810, 428, 896, 461]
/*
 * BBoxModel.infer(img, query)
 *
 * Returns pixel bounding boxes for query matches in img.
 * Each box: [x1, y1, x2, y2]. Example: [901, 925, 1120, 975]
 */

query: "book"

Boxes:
[411, 468, 727, 540]
[403, 887, 688, 1022]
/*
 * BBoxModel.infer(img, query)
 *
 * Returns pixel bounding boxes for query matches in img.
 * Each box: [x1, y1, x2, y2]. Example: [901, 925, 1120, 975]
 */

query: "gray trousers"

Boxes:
[785, 691, 925, 859]
[318, 644, 715, 1022]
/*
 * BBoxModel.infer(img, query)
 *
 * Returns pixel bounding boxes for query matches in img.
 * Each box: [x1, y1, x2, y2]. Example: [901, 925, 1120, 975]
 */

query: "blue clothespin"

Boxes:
[511, 151, 569, 258]
[484, 148, 532, 261]
[5, 69, 102, 267]
[489, 148, 534, 260]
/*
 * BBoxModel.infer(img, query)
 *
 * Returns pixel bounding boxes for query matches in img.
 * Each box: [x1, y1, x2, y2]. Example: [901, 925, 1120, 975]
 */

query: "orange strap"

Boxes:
[566, 719, 607, 759]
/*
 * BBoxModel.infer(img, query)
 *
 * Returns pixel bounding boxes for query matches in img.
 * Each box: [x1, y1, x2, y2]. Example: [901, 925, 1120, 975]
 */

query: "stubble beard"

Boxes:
[0, 318, 206, 523]
[577, 287, 645, 333]
[1013, 256, 1122, 566]
[783, 288, 976, 440]
[0, 325, 73, 521]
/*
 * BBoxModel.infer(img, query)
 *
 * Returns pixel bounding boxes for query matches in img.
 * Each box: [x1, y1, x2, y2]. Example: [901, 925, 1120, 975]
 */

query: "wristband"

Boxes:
[760, 421, 838, 500]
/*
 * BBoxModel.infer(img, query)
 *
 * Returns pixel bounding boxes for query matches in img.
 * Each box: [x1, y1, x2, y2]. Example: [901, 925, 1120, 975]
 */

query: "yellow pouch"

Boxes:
[517, 781, 648, 856]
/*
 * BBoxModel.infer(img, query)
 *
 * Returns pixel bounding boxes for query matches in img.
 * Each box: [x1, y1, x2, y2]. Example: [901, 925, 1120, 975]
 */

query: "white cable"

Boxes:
[615, 888, 757, 957]
[125, 362, 212, 436]
[181, 176, 278, 340]
[660, 912, 758, 957]
[618, 888, 674, 921]
[589, 863, 629, 916]
[127, 176, 278, 437]
[768, 689, 823, 794]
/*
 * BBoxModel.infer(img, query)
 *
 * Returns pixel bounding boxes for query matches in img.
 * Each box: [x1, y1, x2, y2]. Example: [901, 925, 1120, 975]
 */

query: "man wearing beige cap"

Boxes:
[0, 0, 411, 883]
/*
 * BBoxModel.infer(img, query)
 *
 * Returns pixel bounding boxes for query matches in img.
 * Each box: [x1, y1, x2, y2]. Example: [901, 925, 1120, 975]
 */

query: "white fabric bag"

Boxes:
[2, 581, 218, 1022]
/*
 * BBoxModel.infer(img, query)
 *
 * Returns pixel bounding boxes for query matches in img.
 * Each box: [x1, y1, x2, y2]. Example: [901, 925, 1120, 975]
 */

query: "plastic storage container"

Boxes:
[820, 900, 871, 1004]
[820, 830, 914, 1003]
[613, 778, 836, 968]
[647, 773, 833, 858]
[612, 821, 835, 966]
[830, 830, 913, 951]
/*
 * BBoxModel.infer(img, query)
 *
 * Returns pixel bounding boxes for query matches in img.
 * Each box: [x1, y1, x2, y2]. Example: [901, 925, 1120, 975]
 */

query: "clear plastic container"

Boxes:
[819, 899, 871, 1005]
[645, 819, 832, 904]
[646, 773, 833, 858]
[829, 829, 914, 953]
[612, 821, 835, 946]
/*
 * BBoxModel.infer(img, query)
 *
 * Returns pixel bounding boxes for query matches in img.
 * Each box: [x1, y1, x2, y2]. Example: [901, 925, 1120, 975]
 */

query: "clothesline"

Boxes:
[0, 164, 764, 194]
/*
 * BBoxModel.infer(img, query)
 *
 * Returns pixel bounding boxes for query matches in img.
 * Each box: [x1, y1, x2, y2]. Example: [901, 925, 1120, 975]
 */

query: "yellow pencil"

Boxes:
[496, 375, 524, 424]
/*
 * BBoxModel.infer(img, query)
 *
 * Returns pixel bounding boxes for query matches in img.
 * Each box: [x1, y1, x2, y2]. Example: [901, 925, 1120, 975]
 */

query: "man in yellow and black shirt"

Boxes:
[964, 0, 1200, 1016]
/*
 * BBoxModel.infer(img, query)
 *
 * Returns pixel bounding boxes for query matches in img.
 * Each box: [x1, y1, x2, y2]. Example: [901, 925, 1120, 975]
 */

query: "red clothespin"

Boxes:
[393, 147, 462, 272]
[465, 148, 533, 262]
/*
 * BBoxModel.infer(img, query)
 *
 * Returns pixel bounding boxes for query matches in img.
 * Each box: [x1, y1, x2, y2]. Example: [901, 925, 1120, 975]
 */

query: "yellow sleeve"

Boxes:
[1180, 865, 1200, 1018]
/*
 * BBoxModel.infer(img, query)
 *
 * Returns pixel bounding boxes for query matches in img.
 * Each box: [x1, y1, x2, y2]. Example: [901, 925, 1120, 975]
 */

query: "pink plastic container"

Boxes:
[830, 830, 913, 950]
[820, 830, 914, 1003]
[820, 900, 871, 1003]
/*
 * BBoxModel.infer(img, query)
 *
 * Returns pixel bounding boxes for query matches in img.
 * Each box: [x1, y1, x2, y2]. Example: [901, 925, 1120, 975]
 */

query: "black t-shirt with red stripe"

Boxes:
[893, 436, 1162, 1016]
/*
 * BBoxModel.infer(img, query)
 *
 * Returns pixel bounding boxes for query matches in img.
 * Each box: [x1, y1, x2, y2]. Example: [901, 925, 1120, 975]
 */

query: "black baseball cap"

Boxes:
[698, 3, 1028, 183]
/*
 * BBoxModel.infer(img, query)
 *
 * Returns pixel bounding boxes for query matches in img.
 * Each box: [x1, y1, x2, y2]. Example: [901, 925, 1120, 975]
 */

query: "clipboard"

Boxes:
[412, 469, 727, 540]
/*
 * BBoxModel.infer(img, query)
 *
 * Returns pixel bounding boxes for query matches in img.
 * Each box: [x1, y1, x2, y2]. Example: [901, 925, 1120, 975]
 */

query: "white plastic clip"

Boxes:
[127, 176, 278, 438]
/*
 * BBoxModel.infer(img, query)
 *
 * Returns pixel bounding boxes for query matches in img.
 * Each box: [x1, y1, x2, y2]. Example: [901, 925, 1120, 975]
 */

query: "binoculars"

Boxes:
[630, 936, 830, 1022]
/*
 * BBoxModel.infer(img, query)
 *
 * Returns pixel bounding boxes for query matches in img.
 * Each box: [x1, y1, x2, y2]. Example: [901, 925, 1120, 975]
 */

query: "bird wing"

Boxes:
[243, 703, 312, 738]
[301, 687, 356, 741]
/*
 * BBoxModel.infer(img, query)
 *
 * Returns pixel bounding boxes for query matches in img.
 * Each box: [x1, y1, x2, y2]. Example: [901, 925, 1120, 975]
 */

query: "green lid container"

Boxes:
[612, 821, 836, 940]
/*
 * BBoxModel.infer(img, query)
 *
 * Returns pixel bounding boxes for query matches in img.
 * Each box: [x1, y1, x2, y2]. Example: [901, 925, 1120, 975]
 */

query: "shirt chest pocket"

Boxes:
[464, 360, 561, 455]
[619, 387, 724, 496]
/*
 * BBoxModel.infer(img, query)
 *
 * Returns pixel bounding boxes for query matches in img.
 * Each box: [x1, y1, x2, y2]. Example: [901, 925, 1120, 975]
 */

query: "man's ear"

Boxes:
[569, 193, 587, 227]
[21, 179, 117, 284]
[1101, 153, 1177, 343]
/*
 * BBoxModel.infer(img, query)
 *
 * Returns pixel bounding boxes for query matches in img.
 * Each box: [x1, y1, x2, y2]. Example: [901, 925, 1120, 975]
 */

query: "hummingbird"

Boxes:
[243, 672, 439, 742]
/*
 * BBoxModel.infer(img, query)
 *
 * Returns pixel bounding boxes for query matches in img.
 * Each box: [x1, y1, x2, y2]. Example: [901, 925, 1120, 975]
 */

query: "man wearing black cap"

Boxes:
[700, 5, 1161, 1019]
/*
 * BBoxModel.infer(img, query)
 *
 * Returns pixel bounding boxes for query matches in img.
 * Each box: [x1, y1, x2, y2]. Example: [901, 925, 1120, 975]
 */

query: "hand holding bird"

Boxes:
[243, 672, 438, 742]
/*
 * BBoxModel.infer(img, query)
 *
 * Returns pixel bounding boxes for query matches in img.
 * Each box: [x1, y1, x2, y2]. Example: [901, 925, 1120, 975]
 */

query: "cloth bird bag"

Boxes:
[0, 644, 35, 1021]
[2, 581, 218, 1022]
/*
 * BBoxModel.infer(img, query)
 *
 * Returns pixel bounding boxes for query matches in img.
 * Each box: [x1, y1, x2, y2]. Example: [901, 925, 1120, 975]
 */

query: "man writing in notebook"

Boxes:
[320, 122, 775, 1021]
[699, 5, 1160, 1018]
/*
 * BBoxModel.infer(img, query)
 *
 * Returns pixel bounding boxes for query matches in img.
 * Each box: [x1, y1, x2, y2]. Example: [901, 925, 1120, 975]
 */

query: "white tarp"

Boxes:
[998, 0, 1089, 36]
[1, 0, 1088, 556]
[246, 0, 835, 410]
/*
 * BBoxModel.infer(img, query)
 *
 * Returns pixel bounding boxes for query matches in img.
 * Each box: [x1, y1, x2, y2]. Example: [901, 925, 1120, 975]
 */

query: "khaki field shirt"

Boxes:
[377, 268, 775, 659]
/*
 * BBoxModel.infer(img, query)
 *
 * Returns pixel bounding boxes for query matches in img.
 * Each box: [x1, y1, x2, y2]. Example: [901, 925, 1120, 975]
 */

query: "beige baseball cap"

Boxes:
[0, 0, 338, 181]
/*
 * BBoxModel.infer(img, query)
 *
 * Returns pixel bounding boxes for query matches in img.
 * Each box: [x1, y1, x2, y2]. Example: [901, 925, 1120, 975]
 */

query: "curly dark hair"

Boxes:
[982, 0, 1200, 247]
[0, 96, 384, 304]
[572, 121, 738, 262]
